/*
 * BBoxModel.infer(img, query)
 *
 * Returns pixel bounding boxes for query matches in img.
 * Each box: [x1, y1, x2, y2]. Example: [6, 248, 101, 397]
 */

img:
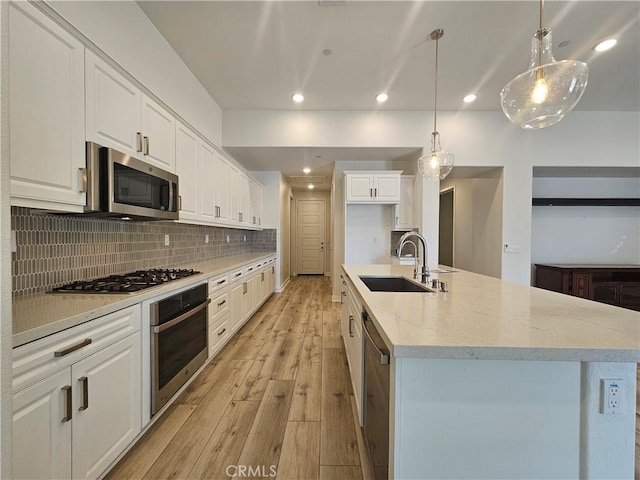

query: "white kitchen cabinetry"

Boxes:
[208, 272, 231, 358]
[394, 175, 415, 230]
[344, 171, 402, 203]
[213, 154, 231, 223]
[199, 142, 217, 222]
[249, 178, 264, 227]
[12, 306, 142, 480]
[86, 51, 175, 172]
[9, 1, 86, 212]
[175, 122, 200, 222]
[340, 271, 363, 424]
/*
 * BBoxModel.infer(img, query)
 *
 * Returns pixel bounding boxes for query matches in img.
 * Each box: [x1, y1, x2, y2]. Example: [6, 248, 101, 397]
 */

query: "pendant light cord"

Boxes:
[433, 34, 439, 134]
[537, 0, 544, 67]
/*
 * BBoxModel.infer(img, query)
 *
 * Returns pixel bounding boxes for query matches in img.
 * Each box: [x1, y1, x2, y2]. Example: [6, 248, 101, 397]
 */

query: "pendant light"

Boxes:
[500, 0, 588, 129]
[417, 29, 454, 181]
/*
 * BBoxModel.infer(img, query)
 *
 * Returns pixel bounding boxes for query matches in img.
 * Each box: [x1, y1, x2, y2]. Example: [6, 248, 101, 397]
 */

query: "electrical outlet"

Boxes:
[164, 234, 170, 246]
[244, 235, 247, 242]
[205, 234, 209, 244]
[503, 244, 522, 254]
[601, 379, 623, 414]
[226, 235, 230, 243]
[11, 230, 17, 253]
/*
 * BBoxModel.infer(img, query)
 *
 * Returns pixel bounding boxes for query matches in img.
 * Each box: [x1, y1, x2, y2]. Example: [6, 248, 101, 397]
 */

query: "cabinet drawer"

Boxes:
[208, 312, 230, 357]
[209, 291, 230, 321]
[244, 263, 258, 275]
[13, 305, 141, 392]
[230, 267, 244, 283]
[208, 272, 230, 295]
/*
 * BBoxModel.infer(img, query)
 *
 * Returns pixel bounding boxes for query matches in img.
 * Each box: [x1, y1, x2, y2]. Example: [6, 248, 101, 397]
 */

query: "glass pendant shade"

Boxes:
[417, 132, 454, 180]
[501, 29, 589, 129]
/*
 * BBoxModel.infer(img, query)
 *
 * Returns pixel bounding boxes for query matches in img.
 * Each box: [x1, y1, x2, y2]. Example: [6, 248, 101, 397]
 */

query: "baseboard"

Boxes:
[278, 277, 291, 293]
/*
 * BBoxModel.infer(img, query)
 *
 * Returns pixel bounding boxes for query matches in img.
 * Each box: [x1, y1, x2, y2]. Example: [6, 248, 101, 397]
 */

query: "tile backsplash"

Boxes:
[390, 229, 420, 256]
[11, 207, 276, 296]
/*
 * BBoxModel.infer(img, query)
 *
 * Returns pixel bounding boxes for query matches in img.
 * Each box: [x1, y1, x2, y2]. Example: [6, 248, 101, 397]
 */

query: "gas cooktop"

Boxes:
[50, 269, 200, 294]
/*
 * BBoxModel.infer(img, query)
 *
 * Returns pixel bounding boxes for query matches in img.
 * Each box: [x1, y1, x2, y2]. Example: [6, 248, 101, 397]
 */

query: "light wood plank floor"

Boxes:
[106, 276, 374, 480]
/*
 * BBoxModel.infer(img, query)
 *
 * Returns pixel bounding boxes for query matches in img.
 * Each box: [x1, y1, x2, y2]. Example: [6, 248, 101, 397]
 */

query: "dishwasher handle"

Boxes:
[362, 313, 390, 365]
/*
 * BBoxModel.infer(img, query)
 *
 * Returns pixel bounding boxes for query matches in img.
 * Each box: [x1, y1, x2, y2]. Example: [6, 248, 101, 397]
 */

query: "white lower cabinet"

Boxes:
[340, 271, 364, 424]
[230, 280, 245, 332]
[12, 306, 142, 480]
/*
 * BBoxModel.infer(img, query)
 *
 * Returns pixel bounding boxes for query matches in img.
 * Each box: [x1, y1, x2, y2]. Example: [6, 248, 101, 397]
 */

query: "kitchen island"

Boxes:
[341, 264, 639, 480]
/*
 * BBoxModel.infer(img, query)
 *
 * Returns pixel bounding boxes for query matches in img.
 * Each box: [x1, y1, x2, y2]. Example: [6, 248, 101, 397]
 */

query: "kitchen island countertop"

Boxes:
[13, 252, 276, 348]
[342, 264, 640, 362]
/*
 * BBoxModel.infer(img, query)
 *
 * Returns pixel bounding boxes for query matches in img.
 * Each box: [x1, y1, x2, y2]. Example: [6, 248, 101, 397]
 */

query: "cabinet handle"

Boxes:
[261, 272, 265, 281]
[234, 272, 242, 277]
[136, 132, 143, 152]
[341, 291, 346, 304]
[54, 338, 92, 357]
[78, 168, 87, 193]
[217, 279, 226, 285]
[272, 266, 275, 274]
[178, 195, 182, 211]
[396, 216, 399, 226]
[370, 188, 373, 197]
[217, 327, 227, 336]
[375, 188, 377, 197]
[79, 376, 89, 411]
[248, 267, 253, 272]
[349, 315, 354, 337]
[143, 136, 150, 155]
[217, 299, 226, 307]
[243, 282, 247, 294]
[62, 386, 72, 422]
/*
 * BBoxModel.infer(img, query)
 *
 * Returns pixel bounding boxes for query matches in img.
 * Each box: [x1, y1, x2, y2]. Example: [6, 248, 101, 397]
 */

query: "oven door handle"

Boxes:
[152, 299, 211, 334]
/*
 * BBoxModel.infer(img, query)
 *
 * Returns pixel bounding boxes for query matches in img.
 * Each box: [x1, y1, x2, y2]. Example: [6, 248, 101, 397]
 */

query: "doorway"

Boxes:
[439, 188, 454, 266]
[296, 199, 326, 274]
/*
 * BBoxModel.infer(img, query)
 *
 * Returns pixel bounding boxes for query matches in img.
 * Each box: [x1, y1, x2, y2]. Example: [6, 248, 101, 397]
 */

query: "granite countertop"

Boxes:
[13, 252, 276, 348]
[342, 264, 640, 362]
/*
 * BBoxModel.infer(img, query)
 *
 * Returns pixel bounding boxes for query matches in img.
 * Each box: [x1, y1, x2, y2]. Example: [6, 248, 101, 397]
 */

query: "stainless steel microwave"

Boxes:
[85, 142, 179, 221]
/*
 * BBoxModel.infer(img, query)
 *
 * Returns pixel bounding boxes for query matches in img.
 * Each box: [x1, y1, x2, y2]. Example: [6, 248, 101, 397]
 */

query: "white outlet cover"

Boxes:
[601, 378, 623, 414]
[226, 235, 230, 243]
[205, 234, 209, 244]
[164, 234, 170, 246]
[11, 230, 17, 253]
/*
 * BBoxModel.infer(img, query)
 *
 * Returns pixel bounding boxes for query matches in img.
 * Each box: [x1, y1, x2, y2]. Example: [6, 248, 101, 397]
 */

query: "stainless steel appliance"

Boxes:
[362, 309, 390, 480]
[150, 283, 210, 414]
[50, 269, 199, 294]
[85, 142, 179, 220]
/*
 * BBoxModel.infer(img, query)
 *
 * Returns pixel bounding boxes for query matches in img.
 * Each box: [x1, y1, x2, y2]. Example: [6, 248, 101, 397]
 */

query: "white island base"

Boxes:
[391, 358, 636, 479]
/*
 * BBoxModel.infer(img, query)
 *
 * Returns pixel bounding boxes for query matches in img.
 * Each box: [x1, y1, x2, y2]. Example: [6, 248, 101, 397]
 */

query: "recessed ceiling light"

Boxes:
[463, 94, 477, 103]
[308, 184, 314, 189]
[292, 93, 305, 103]
[594, 38, 617, 52]
[376, 92, 389, 103]
[323, 49, 332, 56]
[303, 167, 311, 174]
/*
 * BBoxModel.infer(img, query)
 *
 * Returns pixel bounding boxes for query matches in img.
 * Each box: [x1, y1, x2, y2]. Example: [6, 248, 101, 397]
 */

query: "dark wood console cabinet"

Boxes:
[535, 264, 640, 311]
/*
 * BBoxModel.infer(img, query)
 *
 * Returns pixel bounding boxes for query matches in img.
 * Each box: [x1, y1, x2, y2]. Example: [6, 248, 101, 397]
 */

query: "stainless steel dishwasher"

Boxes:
[362, 309, 390, 480]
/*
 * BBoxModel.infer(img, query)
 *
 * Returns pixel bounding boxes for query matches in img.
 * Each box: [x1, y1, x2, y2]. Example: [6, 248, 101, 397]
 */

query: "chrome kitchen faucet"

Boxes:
[396, 231, 430, 283]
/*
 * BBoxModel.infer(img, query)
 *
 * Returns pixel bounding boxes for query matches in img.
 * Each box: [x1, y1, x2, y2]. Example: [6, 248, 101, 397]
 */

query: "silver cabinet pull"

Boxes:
[234, 272, 242, 277]
[217, 328, 226, 336]
[217, 279, 226, 285]
[136, 132, 143, 152]
[78, 168, 87, 193]
[396, 216, 399, 226]
[349, 315, 354, 337]
[152, 299, 210, 334]
[374, 188, 377, 197]
[272, 266, 274, 274]
[340, 291, 346, 305]
[363, 316, 390, 365]
[370, 188, 373, 197]
[55, 338, 92, 357]
[217, 299, 226, 307]
[178, 195, 183, 211]
[261, 272, 265, 281]
[143, 136, 150, 155]
[243, 282, 248, 294]
[247, 267, 253, 272]
[79, 376, 89, 411]
[62, 386, 72, 422]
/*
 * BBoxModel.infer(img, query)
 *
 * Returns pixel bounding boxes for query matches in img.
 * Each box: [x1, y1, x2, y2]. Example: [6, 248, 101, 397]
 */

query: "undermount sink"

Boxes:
[359, 276, 434, 293]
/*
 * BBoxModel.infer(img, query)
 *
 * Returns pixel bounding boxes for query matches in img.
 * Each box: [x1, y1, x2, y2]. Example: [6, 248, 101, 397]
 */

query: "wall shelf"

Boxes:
[532, 198, 640, 207]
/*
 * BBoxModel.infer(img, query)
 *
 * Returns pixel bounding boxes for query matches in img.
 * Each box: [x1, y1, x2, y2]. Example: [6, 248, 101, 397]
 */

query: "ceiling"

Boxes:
[137, 1, 640, 188]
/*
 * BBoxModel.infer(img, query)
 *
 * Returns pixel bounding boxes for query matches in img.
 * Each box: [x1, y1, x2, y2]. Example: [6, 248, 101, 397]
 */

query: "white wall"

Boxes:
[0, 1, 11, 475]
[47, 0, 222, 145]
[224, 110, 640, 286]
[345, 204, 394, 265]
[280, 177, 292, 288]
[532, 177, 640, 266]
[441, 171, 504, 278]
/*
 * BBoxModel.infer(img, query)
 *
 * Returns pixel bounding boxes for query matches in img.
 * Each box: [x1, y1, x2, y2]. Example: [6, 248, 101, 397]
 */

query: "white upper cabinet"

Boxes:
[344, 171, 402, 203]
[9, 1, 86, 212]
[395, 175, 415, 230]
[249, 178, 264, 227]
[86, 51, 175, 172]
[214, 154, 230, 223]
[175, 121, 200, 222]
[199, 142, 217, 222]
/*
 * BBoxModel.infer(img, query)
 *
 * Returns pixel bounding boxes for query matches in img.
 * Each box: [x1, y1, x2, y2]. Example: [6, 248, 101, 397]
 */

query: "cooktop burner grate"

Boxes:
[50, 269, 200, 294]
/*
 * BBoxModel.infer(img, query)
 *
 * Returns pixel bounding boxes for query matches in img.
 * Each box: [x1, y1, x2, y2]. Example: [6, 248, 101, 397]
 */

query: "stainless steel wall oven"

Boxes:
[150, 283, 209, 415]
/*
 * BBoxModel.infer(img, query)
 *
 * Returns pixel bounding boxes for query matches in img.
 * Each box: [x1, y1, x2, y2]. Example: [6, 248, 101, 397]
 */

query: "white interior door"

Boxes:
[296, 200, 325, 275]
